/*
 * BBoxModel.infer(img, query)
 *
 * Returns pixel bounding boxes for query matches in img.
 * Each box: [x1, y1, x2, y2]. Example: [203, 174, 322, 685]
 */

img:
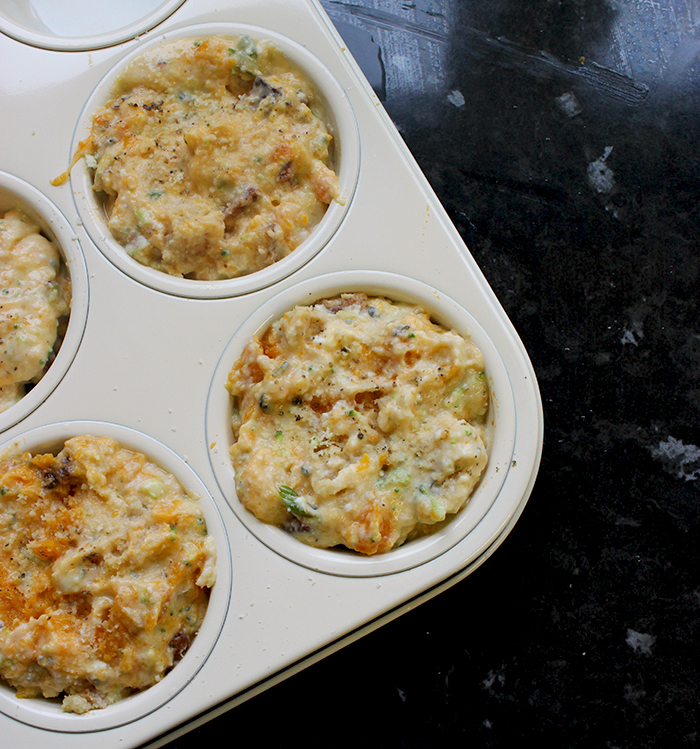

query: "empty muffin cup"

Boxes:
[0, 0, 187, 52]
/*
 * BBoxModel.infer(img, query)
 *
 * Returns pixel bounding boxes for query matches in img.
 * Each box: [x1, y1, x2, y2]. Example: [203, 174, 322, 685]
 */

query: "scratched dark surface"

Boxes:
[166, 2, 700, 747]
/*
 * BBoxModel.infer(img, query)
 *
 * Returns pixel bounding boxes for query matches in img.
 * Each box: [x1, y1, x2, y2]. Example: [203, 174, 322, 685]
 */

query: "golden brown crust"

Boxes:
[0, 435, 216, 713]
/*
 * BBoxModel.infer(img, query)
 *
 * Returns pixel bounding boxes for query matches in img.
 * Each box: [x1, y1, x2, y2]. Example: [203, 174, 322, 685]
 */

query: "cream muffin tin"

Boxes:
[0, 1, 543, 746]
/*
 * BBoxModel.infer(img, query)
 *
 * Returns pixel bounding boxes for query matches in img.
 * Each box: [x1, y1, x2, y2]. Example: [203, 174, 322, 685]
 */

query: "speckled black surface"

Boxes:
[166, 2, 699, 747]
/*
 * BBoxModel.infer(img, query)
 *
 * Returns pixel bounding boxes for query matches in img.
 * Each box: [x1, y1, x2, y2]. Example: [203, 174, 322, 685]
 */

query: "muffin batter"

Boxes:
[0, 209, 71, 413]
[226, 293, 490, 555]
[74, 35, 339, 280]
[0, 435, 217, 713]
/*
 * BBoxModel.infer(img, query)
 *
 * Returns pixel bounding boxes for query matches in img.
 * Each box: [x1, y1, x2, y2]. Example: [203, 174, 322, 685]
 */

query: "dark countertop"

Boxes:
[168, 2, 700, 747]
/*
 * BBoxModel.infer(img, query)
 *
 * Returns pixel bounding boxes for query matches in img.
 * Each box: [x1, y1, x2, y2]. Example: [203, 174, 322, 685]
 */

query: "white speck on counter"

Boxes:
[447, 89, 465, 107]
[626, 628, 656, 655]
[621, 324, 642, 346]
[651, 436, 700, 481]
[556, 91, 582, 117]
[587, 146, 615, 194]
[482, 668, 506, 691]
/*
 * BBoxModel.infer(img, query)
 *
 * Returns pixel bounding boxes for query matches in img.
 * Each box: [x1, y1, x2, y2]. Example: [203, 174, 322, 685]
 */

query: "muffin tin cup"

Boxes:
[0, 420, 232, 733]
[70, 22, 361, 299]
[0, 0, 187, 52]
[206, 270, 517, 578]
[0, 172, 89, 434]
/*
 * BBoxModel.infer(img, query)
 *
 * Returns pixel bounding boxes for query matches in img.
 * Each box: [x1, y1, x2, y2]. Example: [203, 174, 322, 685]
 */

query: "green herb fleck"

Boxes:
[236, 35, 258, 58]
[272, 362, 289, 377]
[278, 485, 314, 517]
